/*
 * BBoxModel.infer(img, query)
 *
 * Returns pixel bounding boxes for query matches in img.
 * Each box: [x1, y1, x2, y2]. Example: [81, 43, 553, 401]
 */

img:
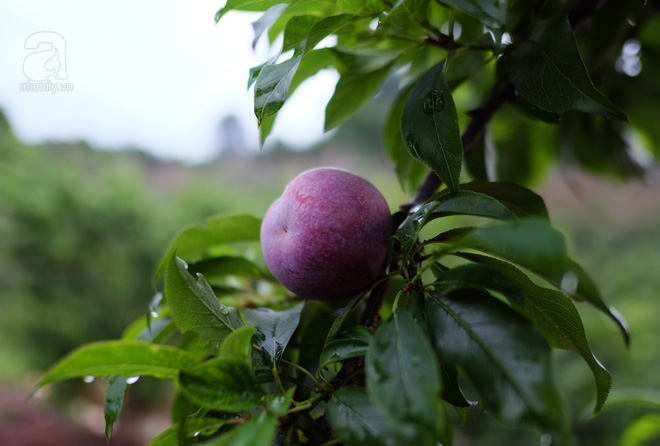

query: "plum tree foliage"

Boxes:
[37, 1, 660, 445]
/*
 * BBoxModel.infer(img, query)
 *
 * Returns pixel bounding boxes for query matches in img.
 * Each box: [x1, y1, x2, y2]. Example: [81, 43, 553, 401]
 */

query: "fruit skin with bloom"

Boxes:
[260, 167, 392, 301]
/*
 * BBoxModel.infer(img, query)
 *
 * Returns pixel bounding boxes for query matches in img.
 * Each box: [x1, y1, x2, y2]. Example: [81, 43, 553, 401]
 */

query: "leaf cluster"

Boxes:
[34, 0, 660, 445]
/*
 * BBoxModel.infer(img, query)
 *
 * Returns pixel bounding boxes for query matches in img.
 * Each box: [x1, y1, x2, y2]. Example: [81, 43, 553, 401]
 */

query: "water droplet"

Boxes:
[405, 134, 421, 158]
[193, 431, 201, 437]
[422, 89, 444, 114]
[126, 376, 140, 384]
[560, 271, 579, 295]
[83, 376, 95, 383]
[540, 433, 552, 446]
[150, 310, 159, 318]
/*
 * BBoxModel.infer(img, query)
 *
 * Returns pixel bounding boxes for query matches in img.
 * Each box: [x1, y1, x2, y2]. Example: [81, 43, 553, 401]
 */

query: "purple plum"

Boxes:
[260, 167, 392, 301]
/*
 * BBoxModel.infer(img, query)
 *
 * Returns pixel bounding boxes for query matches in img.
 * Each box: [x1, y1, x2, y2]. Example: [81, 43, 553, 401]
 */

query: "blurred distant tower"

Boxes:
[217, 115, 248, 157]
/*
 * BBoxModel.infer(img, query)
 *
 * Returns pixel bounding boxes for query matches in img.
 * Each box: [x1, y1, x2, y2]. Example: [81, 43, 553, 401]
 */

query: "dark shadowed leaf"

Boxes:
[439, 0, 506, 29]
[426, 291, 571, 442]
[505, 15, 627, 120]
[154, 214, 261, 283]
[325, 65, 391, 131]
[35, 341, 198, 391]
[104, 375, 129, 441]
[401, 61, 463, 192]
[384, 84, 428, 194]
[318, 325, 373, 371]
[366, 311, 445, 445]
[178, 358, 262, 411]
[326, 386, 399, 446]
[165, 256, 244, 354]
[441, 255, 612, 413]
[245, 302, 304, 366]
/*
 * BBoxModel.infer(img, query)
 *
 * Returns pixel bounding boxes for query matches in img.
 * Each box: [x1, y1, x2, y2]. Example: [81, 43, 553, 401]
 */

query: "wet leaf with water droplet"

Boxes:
[401, 60, 463, 192]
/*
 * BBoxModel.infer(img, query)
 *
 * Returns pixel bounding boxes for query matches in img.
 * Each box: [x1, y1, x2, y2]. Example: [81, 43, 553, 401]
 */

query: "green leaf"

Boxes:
[203, 411, 277, 446]
[325, 65, 391, 131]
[303, 14, 357, 56]
[366, 311, 444, 445]
[457, 218, 569, 280]
[265, 387, 295, 417]
[331, 47, 405, 73]
[385, 84, 428, 194]
[147, 418, 231, 446]
[393, 190, 517, 263]
[559, 260, 630, 346]
[220, 325, 256, 368]
[215, 0, 285, 23]
[427, 190, 516, 220]
[258, 48, 335, 145]
[318, 325, 373, 371]
[457, 181, 549, 220]
[154, 214, 261, 283]
[251, 4, 290, 48]
[439, 0, 506, 29]
[245, 302, 304, 366]
[34, 341, 198, 391]
[254, 54, 303, 123]
[505, 15, 627, 120]
[104, 375, 129, 441]
[401, 60, 463, 192]
[326, 386, 399, 446]
[190, 256, 268, 285]
[282, 15, 318, 52]
[178, 358, 262, 411]
[620, 414, 660, 446]
[441, 254, 612, 413]
[165, 256, 244, 354]
[426, 291, 571, 441]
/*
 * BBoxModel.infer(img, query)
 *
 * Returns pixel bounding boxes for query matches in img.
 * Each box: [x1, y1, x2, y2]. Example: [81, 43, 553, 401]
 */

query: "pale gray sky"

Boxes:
[0, 0, 338, 162]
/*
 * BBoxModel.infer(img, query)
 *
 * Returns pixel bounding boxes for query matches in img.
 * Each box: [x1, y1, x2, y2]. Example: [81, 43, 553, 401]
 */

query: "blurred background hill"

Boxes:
[1, 98, 660, 444]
